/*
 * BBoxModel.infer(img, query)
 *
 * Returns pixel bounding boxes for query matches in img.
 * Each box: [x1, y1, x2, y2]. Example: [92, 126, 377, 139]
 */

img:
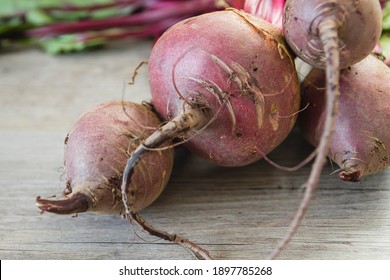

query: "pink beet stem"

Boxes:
[27, 0, 218, 38]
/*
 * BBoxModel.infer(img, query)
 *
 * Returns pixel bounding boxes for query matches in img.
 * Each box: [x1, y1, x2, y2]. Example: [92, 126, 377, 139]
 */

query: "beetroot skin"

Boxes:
[37, 101, 174, 214]
[300, 55, 390, 181]
[148, 9, 301, 167]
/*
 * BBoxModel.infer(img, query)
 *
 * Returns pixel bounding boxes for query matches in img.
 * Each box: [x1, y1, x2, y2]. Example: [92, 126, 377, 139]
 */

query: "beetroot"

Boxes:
[283, 0, 382, 70]
[36, 101, 174, 214]
[300, 55, 390, 182]
[140, 9, 300, 167]
[121, 8, 301, 196]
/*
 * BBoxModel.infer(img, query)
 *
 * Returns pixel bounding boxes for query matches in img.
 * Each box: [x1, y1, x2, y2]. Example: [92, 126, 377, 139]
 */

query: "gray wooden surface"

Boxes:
[1, 40, 390, 260]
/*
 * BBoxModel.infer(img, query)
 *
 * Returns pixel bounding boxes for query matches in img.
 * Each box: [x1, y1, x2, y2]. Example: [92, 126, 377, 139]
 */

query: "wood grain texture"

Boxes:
[0, 41, 389, 260]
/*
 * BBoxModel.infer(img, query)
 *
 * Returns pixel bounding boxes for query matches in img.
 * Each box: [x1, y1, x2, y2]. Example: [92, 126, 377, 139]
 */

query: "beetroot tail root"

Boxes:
[270, 12, 341, 260]
[120, 105, 213, 259]
[121, 185, 213, 260]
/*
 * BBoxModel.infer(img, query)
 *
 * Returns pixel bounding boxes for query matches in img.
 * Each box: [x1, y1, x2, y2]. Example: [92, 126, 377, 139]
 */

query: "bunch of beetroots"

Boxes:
[37, 6, 301, 259]
[37, 0, 389, 259]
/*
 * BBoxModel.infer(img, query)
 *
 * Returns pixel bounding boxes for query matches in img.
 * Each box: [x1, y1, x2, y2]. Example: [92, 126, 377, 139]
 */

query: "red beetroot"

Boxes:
[300, 55, 390, 182]
[146, 9, 300, 167]
[121, 9, 301, 195]
[36, 101, 174, 215]
[283, 0, 382, 70]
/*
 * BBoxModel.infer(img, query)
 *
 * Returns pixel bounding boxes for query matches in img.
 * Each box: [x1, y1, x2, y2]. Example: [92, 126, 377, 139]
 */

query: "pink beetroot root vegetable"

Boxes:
[36, 101, 212, 259]
[283, 0, 382, 70]
[300, 55, 390, 182]
[123, 9, 300, 170]
[36, 101, 173, 215]
[147, 8, 300, 167]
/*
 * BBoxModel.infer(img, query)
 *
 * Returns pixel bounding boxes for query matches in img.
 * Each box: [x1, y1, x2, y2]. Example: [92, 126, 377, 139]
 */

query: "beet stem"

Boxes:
[121, 106, 212, 259]
[270, 17, 340, 259]
[27, 0, 219, 38]
[36, 193, 90, 215]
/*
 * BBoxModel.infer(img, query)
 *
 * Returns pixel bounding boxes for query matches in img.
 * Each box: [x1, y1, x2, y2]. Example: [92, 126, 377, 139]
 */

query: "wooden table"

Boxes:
[1, 40, 389, 260]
